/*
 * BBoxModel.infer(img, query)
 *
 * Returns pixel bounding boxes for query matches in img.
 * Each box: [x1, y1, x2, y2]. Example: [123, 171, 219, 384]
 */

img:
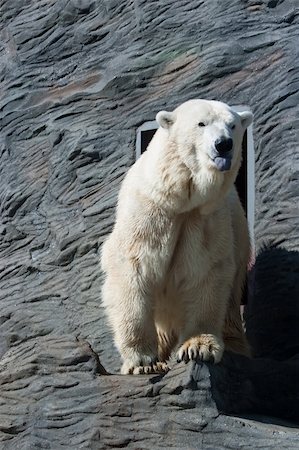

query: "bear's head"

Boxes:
[156, 99, 253, 175]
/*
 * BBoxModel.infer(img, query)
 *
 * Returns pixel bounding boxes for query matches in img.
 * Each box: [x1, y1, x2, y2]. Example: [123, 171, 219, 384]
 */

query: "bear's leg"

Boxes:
[225, 192, 251, 356]
[102, 277, 169, 375]
[224, 267, 251, 357]
[176, 270, 234, 364]
[157, 328, 178, 362]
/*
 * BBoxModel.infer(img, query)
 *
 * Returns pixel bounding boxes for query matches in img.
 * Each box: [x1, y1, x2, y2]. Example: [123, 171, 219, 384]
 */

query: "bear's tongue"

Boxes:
[214, 156, 232, 172]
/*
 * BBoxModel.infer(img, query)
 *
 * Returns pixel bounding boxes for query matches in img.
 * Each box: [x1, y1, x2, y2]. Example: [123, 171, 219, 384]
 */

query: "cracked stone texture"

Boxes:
[0, 0, 298, 448]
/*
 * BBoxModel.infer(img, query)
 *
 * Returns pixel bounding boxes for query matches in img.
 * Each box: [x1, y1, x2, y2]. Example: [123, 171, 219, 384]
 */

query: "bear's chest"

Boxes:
[168, 208, 233, 288]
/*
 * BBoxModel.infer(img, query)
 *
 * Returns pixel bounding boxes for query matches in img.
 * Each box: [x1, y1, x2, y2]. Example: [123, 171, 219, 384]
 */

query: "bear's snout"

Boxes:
[211, 137, 233, 172]
[215, 137, 233, 155]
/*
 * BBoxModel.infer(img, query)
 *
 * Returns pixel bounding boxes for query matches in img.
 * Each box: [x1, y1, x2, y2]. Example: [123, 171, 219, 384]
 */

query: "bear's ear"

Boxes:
[239, 111, 253, 129]
[156, 110, 175, 129]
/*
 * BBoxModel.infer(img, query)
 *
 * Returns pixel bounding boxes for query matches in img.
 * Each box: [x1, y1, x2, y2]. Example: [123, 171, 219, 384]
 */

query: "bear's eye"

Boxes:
[198, 122, 206, 127]
[230, 124, 236, 130]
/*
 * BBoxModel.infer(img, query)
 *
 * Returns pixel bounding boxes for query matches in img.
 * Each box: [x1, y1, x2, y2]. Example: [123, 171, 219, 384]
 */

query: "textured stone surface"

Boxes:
[0, 0, 298, 448]
[1, 344, 299, 449]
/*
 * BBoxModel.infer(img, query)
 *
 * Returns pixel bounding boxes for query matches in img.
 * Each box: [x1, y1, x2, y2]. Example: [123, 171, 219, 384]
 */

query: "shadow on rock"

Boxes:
[245, 245, 299, 360]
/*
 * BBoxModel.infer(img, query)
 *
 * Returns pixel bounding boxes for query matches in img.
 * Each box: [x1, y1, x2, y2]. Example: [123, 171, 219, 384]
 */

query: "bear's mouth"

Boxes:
[212, 156, 232, 172]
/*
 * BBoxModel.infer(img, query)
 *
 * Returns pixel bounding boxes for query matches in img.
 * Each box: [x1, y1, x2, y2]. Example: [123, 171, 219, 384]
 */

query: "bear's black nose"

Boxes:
[215, 137, 233, 154]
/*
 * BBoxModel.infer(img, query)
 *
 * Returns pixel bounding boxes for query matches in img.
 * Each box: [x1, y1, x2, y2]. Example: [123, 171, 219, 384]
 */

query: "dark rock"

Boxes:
[0, 0, 298, 447]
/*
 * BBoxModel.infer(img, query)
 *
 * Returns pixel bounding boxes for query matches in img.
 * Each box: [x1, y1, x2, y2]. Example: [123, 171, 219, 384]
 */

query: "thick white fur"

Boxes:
[101, 99, 253, 375]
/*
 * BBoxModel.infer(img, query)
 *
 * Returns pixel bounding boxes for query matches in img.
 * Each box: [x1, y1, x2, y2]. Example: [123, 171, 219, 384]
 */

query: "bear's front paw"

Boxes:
[177, 334, 224, 364]
[121, 355, 169, 375]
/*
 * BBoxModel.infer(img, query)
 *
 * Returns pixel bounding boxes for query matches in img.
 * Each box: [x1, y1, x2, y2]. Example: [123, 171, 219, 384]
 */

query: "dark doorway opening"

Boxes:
[235, 131, 248, 217]
[140, 129, 156, 155]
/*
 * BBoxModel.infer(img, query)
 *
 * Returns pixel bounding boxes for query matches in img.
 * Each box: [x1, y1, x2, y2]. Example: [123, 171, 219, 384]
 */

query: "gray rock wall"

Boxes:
[0, 0, 298, 448]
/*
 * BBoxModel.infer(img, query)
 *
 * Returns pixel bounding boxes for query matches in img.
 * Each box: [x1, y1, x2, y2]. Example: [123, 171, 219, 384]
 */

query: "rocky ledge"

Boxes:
[1, 335, 298, 449]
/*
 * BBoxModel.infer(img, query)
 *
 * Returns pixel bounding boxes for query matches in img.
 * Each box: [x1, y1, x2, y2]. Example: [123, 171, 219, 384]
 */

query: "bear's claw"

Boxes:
[177, 334, 224, 364]
[121, 360, 169, 375]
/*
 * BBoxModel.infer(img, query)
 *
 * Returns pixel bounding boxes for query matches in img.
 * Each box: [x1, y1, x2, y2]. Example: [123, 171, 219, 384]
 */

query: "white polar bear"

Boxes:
[101, 99, 253, 375]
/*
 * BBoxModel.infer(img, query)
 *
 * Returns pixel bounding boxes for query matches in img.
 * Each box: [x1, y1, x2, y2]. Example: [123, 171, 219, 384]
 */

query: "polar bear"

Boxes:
[101, 99, 253, 375]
